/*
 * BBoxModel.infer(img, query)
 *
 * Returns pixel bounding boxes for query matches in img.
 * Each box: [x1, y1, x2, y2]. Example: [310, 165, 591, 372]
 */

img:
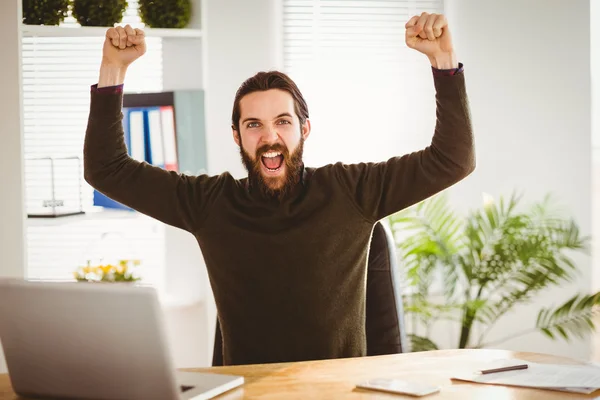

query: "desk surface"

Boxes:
[1, 349, 598, 399]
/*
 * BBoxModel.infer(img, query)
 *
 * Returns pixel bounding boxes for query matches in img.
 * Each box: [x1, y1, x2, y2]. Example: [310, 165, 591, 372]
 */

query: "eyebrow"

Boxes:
[241, 113, 293, 125]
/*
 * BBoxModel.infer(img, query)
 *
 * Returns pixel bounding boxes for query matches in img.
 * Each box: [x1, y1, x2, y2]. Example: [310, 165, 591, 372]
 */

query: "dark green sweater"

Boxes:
[84, 71, 474, 366]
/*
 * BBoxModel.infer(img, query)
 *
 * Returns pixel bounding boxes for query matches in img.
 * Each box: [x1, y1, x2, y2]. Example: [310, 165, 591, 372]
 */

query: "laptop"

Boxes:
[0, 279, 244, 400]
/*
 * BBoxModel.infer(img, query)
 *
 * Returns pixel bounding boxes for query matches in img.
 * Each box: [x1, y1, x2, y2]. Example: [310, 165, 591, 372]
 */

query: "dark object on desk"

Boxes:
[480, 364, 528, 374]
[211, 221, 408, 366]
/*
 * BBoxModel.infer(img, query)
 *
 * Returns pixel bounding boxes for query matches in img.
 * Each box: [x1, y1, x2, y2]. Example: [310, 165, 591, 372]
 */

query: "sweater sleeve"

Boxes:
[333, 67, 475, 223]
[83, 87, 220, 232]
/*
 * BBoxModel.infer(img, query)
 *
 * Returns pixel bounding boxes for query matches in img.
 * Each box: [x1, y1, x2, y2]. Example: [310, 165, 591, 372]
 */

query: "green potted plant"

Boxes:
[389, 192, 600, 351]
[139, 0, 192, 29]
[72, 0, 128, 27]
[22, 0, 70, 26]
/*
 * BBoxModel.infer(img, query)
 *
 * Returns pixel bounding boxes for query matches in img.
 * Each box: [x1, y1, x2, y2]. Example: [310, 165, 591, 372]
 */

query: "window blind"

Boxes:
[282, 0, 444, 166]
[23, 1, 165, 285]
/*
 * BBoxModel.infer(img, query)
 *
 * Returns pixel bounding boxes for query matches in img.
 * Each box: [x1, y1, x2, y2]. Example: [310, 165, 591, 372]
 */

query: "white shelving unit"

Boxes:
[21, 24, 202, 38]
[17, 0, 213, 367]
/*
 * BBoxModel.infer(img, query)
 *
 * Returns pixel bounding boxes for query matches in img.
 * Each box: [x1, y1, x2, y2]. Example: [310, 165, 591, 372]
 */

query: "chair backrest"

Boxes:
[365, 220, 408, 356]
[211, 220, 408, 366]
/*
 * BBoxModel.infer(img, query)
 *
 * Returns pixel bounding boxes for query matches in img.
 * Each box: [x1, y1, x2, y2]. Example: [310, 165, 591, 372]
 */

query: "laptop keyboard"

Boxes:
[180, 385, 195, 393]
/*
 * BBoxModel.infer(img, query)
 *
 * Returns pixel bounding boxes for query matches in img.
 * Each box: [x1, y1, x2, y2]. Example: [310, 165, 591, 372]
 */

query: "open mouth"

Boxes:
[261, 151, 284, 172]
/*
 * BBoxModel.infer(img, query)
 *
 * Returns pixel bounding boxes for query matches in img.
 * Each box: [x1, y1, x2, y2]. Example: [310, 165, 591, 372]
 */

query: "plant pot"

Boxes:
[139, 0, 192, 29]
[22, 0, 70, 26]
[72, 0, 128, 27]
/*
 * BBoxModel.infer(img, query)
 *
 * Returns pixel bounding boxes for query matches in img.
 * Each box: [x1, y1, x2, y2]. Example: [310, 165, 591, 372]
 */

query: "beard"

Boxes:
[239, 137, 305, 201]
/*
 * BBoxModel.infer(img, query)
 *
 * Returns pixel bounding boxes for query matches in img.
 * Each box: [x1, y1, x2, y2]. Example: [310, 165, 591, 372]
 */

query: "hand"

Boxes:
[102, 25, 146, 68]
[405, 13, 457, 69]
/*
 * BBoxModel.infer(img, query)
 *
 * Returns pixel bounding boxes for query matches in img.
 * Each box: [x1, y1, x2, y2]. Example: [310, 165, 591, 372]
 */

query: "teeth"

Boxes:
[262, 151, 281, 158]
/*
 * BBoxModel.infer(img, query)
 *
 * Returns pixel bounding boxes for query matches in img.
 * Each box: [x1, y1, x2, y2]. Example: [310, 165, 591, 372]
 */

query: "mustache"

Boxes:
[256, 143, 289, 157]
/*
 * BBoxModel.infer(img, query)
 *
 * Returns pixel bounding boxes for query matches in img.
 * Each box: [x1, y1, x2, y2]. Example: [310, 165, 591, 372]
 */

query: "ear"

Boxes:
[232, 126, 241, 147]
[301, 119, 311, 141]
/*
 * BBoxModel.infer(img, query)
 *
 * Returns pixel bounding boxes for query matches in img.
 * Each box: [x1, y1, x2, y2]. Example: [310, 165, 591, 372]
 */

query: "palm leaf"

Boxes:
[408, 334, 439, 352]
[536, 292, 600, 341]
[390, 193, 465, 299]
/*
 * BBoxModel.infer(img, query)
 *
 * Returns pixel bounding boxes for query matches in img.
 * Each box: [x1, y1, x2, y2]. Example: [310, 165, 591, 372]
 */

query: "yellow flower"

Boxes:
[100, 265, 113, 275]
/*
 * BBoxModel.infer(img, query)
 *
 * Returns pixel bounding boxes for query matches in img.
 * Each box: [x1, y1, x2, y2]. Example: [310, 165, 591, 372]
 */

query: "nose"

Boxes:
[261, 126, 279, 144]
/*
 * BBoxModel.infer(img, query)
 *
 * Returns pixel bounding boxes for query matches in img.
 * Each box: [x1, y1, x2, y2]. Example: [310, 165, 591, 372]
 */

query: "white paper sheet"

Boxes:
[451, 359, 600, 394]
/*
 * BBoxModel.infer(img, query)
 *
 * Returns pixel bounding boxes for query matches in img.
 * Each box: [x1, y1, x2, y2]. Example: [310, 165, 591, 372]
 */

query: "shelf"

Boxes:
[26, 208, 148, 227]
[21, 24, 202, 39]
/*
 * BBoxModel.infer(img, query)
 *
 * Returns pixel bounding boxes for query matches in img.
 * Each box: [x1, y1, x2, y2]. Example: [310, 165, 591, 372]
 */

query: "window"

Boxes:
[282, 0, 444, 167]
[23, 1, 165, 285]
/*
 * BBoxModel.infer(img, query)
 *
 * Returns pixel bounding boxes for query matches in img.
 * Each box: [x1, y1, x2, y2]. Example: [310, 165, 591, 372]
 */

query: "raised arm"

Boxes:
[84, 26, 220, 232]
[333, 13, 475, 222]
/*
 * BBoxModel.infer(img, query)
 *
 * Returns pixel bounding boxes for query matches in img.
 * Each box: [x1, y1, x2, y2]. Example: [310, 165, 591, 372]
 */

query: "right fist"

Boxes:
[102, 25, 146, 68]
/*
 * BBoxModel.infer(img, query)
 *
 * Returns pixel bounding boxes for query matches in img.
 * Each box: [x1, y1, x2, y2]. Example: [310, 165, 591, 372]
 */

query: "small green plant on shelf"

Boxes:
[139, 0, 192, 29]
[71, 0, 128, 27]
[22, 0, 70, 25]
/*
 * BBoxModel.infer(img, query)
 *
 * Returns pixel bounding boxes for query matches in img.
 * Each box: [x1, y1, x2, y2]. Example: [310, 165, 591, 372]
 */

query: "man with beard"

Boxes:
[84, 12, 475, 366]
[232, 71, 309, 201]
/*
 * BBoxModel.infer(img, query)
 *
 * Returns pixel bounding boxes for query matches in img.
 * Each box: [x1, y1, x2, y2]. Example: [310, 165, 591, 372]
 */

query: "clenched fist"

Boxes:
[102, 25, 146, 68]
[405, 13, 457, 69]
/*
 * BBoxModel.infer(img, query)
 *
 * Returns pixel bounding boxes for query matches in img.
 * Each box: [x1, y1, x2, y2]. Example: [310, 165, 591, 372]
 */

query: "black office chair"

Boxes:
[212, 220, 408, 366]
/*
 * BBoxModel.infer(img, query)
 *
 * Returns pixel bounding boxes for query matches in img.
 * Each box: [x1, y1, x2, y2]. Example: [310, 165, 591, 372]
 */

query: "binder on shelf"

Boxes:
[160, 106, 178, 171]
[92, 90, 207, 210]
[146, 107, 165, 168]
[127, 109, 146, 162]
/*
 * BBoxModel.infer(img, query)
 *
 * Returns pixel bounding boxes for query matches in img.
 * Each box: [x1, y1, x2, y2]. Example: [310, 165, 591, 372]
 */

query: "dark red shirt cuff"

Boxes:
[432, 62, 464, 76]
[90, 83, 124, 94]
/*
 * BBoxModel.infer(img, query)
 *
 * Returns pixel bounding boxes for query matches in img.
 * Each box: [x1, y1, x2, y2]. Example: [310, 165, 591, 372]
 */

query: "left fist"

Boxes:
[405, 13, 455, 65]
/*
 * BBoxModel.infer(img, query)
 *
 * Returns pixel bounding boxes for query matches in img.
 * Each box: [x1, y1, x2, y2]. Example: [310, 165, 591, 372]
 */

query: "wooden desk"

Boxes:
[0, 349, 598, 399]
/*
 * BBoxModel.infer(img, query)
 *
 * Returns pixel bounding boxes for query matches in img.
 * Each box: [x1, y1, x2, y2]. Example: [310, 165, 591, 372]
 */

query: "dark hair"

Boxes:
[231, 71, 309, 132]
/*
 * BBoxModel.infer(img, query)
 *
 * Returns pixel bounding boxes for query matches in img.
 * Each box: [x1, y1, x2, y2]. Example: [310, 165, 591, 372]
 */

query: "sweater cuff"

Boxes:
[432, 62, 464, 76]
[432, 65, 467, 97]
[89, 85, 123, 121]
[91, 83, 124, 95]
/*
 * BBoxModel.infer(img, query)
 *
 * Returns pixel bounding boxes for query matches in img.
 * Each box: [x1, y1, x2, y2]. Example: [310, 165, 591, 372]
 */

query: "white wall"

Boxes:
[592, 0, 600, 294]
[0, 0, 26, 375]
[590, 0, 600, 360]
[0, 2, 26, 277]
[442, 0, 592, 359]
